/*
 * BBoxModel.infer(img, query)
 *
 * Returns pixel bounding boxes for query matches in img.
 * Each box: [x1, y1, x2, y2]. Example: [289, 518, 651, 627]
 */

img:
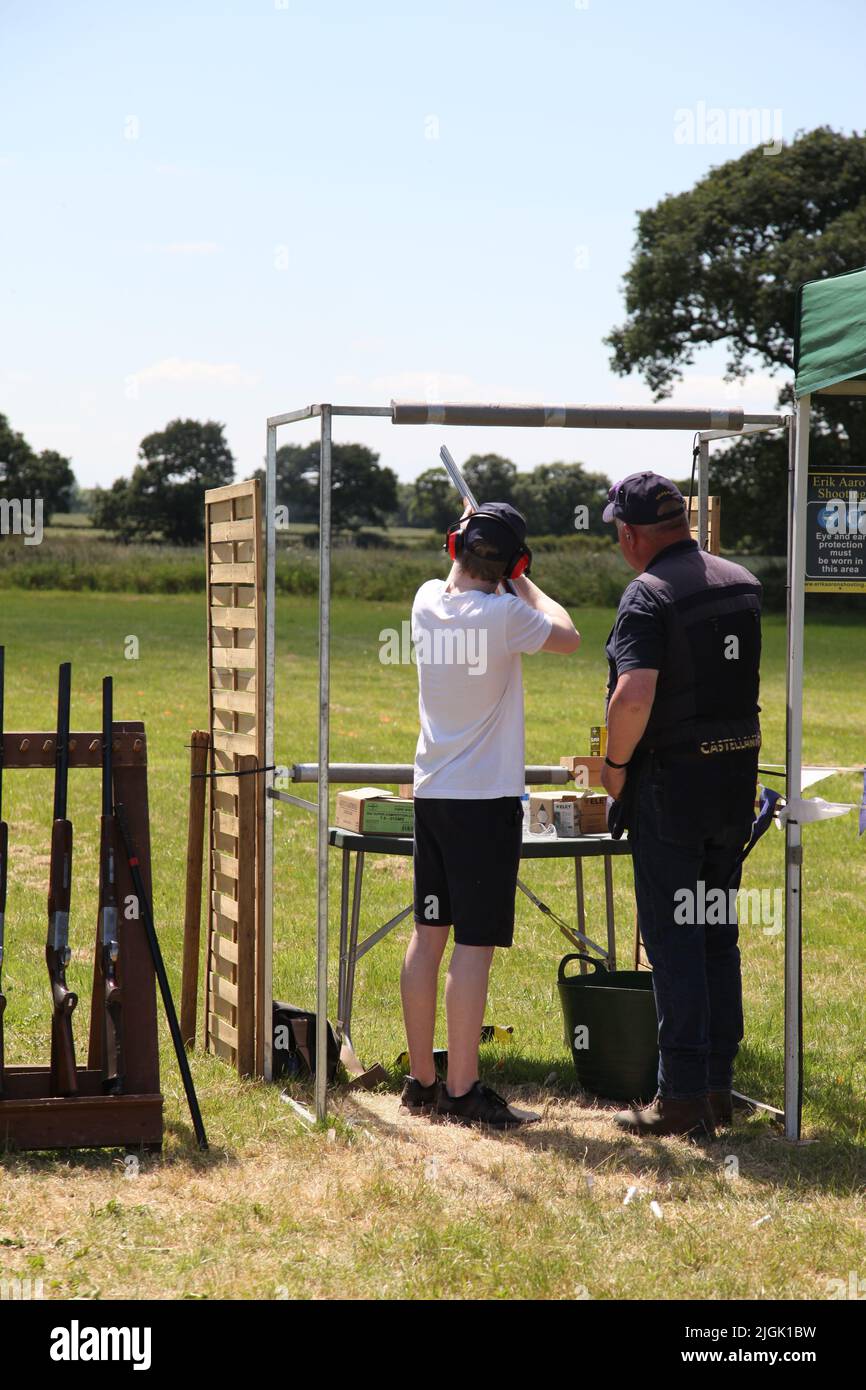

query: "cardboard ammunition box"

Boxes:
[335, 787, 415, 836]
[573, 790, 608, 835]
[590, 725, 608, 757]
[529, 792, 581, 836]
[559, 754, 606, 788]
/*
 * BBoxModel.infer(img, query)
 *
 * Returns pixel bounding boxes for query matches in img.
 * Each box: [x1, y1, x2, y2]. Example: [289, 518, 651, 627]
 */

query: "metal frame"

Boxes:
[264, 400, 794, 1126]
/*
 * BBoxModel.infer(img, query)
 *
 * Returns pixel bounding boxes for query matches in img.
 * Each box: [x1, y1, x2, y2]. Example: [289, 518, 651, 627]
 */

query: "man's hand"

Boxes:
[600, 761, 627, 802]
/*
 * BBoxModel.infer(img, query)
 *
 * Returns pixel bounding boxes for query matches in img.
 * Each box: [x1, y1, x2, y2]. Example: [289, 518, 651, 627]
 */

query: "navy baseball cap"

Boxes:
[603, 472, 687, 525]
[464, 501, 528, 561]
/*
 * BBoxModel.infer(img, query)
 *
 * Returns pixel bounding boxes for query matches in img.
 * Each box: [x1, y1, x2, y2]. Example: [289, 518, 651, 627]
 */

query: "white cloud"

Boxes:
[129, 358, 258, 389]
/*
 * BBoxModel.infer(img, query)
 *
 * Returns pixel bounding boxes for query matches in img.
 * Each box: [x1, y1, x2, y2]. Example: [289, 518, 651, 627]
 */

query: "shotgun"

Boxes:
[99, 676, 123, 1093]
[46, 661, 78, 1096]
[114, 801, 208, 1150]
[439, 444, 515, 594]
[0, 647, 7, 1099]
[439, 444, 478, 510]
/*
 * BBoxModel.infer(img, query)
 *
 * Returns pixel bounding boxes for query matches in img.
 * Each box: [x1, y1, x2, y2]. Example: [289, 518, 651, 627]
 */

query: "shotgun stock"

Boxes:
[99, 676, 122, 1094]
[46, 662, 77, 1096]
[0, 647, 6, 1099]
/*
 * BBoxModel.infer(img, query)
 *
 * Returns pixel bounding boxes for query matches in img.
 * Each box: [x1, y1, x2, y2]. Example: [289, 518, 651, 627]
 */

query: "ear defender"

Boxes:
[444, 512, 532, 579]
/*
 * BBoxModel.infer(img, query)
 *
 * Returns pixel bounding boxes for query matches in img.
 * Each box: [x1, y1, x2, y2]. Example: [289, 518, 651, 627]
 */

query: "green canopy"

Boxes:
[795, 264, 866, 397]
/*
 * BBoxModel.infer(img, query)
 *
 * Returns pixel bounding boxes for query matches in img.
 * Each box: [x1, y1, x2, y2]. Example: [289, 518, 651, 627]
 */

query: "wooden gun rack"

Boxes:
[0, 722, 163, 1151]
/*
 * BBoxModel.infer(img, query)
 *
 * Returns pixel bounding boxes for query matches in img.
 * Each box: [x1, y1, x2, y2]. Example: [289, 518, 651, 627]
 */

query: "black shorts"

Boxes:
[412, 796, 523, 947]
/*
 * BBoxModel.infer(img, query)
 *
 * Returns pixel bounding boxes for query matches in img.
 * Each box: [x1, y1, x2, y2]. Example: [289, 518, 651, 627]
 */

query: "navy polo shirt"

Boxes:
[605, 539, 699, 697]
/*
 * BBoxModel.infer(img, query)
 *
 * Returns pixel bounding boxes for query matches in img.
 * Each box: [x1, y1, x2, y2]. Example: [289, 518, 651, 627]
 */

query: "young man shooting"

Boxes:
[400, 499, 580, 1128]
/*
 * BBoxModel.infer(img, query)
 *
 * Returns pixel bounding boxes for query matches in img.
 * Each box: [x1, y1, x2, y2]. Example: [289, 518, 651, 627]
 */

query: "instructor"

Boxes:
[600, 472, 762, 1140]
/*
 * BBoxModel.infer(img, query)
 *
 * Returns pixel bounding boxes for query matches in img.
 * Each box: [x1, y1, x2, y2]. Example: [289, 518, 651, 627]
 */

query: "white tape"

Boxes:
[545, 407, 566, 427]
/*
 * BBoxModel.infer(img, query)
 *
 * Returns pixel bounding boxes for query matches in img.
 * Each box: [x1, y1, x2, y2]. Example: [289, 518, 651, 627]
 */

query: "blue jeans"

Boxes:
[629, 750, 758, 1099]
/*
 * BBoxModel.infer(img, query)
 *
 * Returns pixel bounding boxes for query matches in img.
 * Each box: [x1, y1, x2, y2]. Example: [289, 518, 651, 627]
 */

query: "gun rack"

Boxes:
[0, 722, 163, 1151]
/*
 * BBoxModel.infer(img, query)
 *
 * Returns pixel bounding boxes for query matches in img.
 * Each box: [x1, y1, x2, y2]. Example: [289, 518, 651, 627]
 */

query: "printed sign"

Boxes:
[805, 464, 866, 592]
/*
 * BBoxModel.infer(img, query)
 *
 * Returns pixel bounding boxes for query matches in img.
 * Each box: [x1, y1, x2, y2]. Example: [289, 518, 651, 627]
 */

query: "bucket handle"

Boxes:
[558, 952, 608, 982]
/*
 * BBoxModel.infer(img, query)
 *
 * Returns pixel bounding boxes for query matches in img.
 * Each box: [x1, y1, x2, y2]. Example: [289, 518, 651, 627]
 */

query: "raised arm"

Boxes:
[508, 574, 580, 654]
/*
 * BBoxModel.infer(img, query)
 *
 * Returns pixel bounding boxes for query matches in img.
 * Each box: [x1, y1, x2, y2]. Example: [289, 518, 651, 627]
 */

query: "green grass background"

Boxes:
[0, 589, 864, 1299]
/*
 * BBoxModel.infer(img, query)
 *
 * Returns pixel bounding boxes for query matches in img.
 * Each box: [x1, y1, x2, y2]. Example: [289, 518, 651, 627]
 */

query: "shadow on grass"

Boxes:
[344, 1041, 866, 1197]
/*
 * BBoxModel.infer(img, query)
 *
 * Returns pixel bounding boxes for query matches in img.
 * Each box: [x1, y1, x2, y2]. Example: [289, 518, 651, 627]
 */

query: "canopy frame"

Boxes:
[264, 400, 799, 1130]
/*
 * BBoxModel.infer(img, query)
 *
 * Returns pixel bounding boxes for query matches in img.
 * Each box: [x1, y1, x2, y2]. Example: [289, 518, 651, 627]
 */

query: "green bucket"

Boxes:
[558, 952, 659, 1103]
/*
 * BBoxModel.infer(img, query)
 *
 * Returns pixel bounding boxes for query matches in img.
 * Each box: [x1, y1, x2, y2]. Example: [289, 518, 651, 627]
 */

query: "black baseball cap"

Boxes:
[602, 472, 687, 526]
[464, 501, 528, 563]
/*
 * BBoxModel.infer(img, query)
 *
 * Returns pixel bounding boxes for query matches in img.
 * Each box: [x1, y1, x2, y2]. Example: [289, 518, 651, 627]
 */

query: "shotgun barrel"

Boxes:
[46, 662, 78, 1096]
[99, 676, 123, 1093]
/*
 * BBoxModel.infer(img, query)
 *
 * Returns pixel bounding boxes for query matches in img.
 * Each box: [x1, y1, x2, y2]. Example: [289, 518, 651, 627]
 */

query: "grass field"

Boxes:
[0, 588, 864, 1300]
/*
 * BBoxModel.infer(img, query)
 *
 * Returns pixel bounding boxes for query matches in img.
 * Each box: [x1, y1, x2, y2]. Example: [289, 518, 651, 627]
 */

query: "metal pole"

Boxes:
[697, 437, 710, 550]
[784, 401, 808, 1141]
[315, 406, 333, 1122]
[263, 423, 277, 1080]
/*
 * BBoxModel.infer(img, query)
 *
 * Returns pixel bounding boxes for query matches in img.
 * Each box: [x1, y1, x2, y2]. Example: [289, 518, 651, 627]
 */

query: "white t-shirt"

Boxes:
[411, 578, 553, 798]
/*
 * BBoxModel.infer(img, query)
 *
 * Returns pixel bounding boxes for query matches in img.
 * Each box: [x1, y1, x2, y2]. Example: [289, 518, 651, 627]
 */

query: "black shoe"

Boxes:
[435, 1080, 525, 1129]
[399, 1076, 441, 1115]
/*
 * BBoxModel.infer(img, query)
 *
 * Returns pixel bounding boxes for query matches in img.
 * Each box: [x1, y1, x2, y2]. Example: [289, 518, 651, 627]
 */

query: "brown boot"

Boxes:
[709, 1089, 734, 1126]
[614, 1093, 716, 1140]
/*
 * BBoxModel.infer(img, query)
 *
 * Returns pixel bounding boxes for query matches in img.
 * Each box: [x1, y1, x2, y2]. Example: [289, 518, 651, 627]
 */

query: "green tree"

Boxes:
[91, 419, 235, 544]
[269, 442, 398, 532]
[408, 468, 455, 530]
[605, 127, 866, 551]
[462, 453, 518, 504]
[0, 413, 76, 518]
[514, 461, 612, 536]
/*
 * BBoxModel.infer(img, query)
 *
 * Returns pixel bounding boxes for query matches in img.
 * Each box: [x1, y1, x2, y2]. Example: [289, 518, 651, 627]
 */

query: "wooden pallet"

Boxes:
[204, 480, 266, 1076]
[689, 495, 721, 554]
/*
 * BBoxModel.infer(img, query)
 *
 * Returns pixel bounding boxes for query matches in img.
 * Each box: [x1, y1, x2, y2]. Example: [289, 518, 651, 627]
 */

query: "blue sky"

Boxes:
[2, 0, 864, 491]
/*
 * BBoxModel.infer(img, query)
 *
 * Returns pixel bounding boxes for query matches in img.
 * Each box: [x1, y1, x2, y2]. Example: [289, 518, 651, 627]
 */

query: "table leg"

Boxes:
[337, 847, 351, 1038]
[603, 855, 616, 970]
[344, 850, 365, 1043]
[574, 858, 587, 974]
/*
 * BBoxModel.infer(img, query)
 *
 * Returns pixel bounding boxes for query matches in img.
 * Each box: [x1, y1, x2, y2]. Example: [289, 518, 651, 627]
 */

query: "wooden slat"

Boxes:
[209, 562, 256, 585]
[210, 607, 257, 630]
[212, 932, 239, 968]
[211, 690, 257, 716]
[209, 519, 255, 543]
[214, 810, 240, 837]
[208, 1013, 239, 1049]
[208, 971, 238, 1009]
[211, 648, 257, 672]
[212, 891, 239, 923]
[211, 1033, 236, 1063]
[212, 730, 258, 756]
[213, 851, 240, 881]
[205, 480, 263, 505]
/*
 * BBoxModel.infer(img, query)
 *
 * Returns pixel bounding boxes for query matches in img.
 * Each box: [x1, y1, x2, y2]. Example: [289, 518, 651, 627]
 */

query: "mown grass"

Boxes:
[0, 589, 863, 1300]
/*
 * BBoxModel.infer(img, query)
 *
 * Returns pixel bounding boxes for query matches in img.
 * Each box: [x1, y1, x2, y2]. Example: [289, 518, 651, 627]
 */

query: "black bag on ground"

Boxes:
[272, 1001, 340, 1083]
